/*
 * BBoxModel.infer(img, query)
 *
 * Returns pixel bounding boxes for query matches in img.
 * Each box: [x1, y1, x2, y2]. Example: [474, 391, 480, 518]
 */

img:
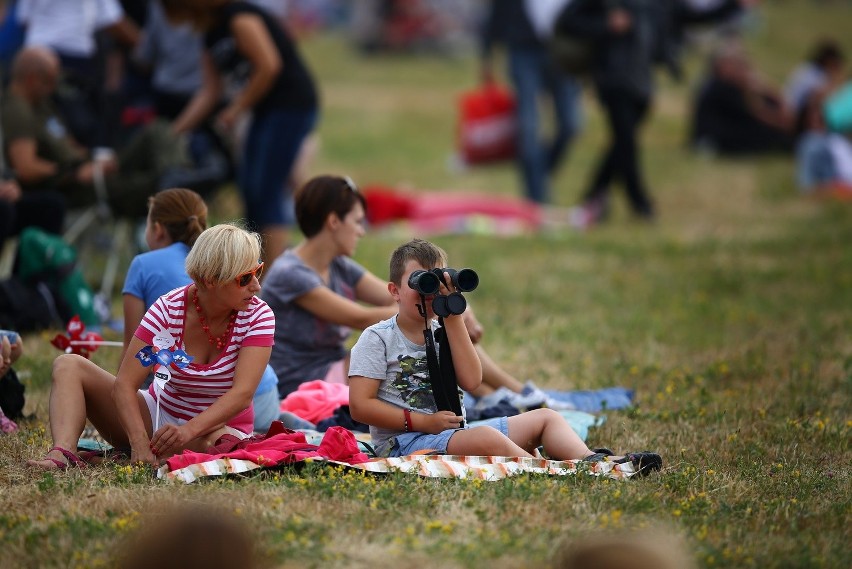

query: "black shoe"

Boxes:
[615, 451, 662, 476]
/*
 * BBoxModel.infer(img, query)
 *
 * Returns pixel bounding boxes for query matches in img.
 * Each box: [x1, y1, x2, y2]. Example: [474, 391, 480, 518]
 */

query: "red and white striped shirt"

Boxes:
[135, 285, 275, 430]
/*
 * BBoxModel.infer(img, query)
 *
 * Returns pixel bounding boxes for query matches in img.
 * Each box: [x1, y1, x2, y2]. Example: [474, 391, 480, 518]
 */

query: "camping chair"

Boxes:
[62, 160, 137, 306]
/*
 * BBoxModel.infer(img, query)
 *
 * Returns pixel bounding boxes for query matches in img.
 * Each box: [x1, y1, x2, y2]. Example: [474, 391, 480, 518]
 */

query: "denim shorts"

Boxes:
[389, 416, 508, 457]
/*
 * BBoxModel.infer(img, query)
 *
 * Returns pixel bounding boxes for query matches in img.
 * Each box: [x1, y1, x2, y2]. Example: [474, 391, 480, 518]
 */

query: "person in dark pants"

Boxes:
[480, 0, 582, 205]
[559, 0, 657, 226]
[167, 0, 319, 267]
[558, 0, 756, 228]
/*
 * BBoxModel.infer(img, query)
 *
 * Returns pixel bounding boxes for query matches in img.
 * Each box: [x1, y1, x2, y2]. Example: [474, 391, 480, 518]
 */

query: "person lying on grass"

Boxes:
[348, 238, 662, 474]
[28, 224, 274, 469]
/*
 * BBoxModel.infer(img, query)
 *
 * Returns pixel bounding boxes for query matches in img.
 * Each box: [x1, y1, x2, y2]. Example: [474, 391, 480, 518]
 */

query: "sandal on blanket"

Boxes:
[28, 446, 87, 470]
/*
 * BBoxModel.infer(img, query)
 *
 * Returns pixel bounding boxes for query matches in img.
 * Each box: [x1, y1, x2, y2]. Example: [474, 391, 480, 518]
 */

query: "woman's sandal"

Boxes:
[28, 446, 88, 470]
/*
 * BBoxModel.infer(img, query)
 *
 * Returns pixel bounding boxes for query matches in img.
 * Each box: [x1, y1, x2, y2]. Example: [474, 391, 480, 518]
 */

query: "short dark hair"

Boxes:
[388, 239, 447, 285]
[294, 175, 367, 238]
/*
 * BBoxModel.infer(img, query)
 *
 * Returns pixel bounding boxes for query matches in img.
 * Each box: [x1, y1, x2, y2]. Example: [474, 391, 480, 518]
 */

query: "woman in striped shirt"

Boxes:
[28, 224, 275, 469]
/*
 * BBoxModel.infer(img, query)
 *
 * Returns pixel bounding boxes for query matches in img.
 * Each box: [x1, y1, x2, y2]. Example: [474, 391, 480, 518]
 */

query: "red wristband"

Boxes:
[403, 408, 412, 432]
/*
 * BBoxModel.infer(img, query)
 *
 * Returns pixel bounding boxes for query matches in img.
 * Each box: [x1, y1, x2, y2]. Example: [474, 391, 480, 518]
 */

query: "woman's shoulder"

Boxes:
[132, 243, 189, 263]
[157, 284, 191, 306]
[267, 250, 318, 282]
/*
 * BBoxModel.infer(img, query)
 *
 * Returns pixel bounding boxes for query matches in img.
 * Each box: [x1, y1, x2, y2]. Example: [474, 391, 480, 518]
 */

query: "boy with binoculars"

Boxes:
[348, 239, 662, 475]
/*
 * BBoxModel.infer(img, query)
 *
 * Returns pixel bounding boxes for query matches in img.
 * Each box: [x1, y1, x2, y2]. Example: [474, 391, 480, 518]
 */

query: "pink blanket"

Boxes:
[280, 380, 350, 423]
[166, 424, 368, 470]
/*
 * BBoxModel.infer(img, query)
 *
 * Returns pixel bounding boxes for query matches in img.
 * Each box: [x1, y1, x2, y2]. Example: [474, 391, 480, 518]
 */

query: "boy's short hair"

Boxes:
[294, 175, 366, 238]
[389, 239, 448, 285]
[185, 223, 262, 285]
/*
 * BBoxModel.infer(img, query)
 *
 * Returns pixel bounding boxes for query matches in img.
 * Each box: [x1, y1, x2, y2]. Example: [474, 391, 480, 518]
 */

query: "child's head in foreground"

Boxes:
[551, 528, 696, 569]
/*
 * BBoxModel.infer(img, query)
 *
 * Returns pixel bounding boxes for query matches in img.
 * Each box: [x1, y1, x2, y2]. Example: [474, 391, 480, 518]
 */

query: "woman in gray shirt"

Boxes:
[261, 175, 533, 402]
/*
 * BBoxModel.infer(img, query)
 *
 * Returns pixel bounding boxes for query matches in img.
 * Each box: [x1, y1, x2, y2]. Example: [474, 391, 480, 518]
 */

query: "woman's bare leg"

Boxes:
[28, 354, 150, 468]
[477, 345, 525, 393]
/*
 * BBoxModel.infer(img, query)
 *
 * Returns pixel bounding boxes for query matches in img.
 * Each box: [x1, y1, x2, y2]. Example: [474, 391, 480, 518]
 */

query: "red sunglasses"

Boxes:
[235, 262, 264, 287]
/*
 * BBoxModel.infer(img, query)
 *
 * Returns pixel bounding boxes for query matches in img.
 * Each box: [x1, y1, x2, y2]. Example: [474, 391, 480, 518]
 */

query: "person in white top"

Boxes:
[16, 0, 139, 147]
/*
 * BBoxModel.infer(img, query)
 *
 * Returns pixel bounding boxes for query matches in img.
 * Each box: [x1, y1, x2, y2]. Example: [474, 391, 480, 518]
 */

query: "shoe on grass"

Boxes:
[582, 449, 662, 476]
[617, 451, 662, 476]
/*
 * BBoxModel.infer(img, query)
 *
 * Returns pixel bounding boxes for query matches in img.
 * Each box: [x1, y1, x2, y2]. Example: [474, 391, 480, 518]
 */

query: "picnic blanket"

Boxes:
[157, 413, 634, 484]
[159, 451, 639, 483]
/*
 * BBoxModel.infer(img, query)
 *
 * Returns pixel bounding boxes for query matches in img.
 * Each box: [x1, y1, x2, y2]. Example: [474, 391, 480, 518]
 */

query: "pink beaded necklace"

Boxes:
[192, 288, 236, 351]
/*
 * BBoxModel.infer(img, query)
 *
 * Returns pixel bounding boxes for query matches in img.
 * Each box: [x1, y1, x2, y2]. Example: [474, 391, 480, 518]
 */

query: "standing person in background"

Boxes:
[133, 0, 205, 121]
[561, 0, 756, 228]
[560, 0, 659, 228]
[480, 0, 582, 205]
[167, 0, 319, 267]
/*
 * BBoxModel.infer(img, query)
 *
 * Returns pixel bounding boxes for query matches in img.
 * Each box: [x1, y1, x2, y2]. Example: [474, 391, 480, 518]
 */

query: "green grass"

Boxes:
[2, 3, 852, 568]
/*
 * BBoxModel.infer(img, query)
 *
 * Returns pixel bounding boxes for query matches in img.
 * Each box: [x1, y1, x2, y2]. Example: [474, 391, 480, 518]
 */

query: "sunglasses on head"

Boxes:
[235, 262, 264, 287]
[343, 176, 358, 193]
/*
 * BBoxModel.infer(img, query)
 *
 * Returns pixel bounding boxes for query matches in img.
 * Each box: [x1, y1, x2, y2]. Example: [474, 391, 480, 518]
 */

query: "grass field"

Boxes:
[2, 2, 851, 568]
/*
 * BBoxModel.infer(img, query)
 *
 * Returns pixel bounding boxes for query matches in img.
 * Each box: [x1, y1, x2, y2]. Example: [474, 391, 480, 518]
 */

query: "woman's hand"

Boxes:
[149, 423, 195, 459]
[422, 411, 463, 434]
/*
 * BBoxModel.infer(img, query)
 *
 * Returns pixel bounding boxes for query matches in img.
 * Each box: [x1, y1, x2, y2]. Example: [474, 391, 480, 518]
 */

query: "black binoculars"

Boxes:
[408, 268, 479, 317]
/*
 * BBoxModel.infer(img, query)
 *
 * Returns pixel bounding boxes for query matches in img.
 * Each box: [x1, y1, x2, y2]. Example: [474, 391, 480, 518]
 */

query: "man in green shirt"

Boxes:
[1, 46, 185, 218]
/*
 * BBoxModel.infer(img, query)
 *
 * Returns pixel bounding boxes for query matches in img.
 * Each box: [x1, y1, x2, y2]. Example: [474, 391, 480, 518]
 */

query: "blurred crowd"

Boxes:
[0, 0, 849, 289]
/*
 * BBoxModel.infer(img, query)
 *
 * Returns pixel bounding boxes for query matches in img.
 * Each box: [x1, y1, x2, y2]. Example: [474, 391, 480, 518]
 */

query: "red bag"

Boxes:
[457, 82, 517, 165]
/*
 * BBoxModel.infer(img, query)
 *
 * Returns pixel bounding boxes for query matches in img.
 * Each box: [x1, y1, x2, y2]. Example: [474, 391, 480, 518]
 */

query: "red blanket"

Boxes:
[165, 423, 369, 470]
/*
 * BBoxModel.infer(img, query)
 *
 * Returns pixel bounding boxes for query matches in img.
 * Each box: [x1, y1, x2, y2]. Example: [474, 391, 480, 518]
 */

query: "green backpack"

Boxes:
[16, 227, 99, 327]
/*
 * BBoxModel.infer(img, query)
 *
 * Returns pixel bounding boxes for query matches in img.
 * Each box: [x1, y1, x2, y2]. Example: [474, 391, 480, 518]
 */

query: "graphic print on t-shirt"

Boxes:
[392, 354, 436, 411]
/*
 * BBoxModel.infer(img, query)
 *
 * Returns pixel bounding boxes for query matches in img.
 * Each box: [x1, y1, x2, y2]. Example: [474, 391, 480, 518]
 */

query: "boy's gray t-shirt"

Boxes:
[350, 316, 465, 455]
[261, 250, 366, 397]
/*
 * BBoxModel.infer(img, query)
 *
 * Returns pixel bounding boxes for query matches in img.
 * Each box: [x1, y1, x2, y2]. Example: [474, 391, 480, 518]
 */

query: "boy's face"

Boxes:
[390, 259, 440, 321]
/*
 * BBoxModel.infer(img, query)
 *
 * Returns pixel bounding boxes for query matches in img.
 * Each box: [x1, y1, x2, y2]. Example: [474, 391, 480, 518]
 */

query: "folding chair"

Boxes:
[62, 161, 137, 304]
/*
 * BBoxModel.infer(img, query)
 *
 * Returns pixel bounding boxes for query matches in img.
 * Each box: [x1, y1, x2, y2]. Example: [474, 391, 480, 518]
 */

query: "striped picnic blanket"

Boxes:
[158, 453, 638, 483]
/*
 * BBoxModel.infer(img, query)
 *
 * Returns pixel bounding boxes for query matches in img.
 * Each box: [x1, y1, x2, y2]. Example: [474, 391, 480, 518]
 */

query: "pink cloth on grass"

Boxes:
[280, 379, 350, 423]
[165, 424, 369, 470]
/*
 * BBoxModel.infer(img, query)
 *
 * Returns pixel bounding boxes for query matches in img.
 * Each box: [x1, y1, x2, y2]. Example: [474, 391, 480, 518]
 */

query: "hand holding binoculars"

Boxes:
[408, 268, 479, 318]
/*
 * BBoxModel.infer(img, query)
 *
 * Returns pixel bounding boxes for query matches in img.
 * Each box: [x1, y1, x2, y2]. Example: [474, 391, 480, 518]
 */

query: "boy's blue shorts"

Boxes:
[388, 416, 509, 457]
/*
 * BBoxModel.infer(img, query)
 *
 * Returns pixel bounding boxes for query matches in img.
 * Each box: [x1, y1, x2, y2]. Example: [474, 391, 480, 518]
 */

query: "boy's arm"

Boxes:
[349, 376, 462, 435]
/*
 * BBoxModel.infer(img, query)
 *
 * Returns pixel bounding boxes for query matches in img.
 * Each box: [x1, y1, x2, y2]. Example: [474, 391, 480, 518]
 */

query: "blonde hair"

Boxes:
[185, 223, 262, 285]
